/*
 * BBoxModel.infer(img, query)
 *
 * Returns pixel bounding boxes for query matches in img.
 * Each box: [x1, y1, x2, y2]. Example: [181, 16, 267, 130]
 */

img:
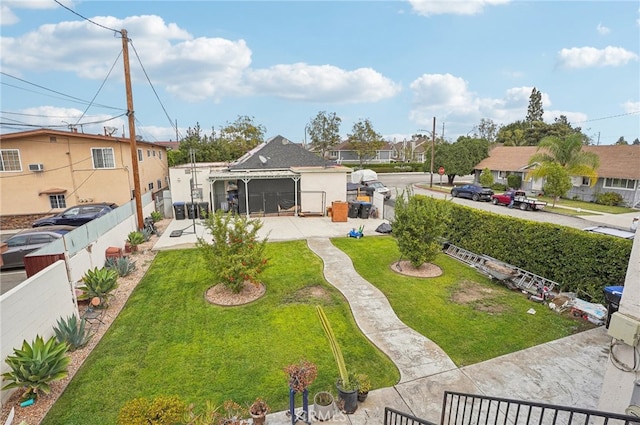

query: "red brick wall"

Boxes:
[0, 214, 51, 230]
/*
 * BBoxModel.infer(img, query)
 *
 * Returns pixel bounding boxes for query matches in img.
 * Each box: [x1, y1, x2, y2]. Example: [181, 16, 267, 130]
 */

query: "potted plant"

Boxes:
[316, 305, 358, 414]
[356, 374, 371, 402]
[313, 391, 335, 421]
[249, 398, 269, 425]
[284, 359, 317, 393]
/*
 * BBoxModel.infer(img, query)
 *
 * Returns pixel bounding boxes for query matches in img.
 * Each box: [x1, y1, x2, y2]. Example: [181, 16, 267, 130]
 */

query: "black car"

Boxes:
[32, 203, 118, 227]
[450, 184, 494, 202]
[1, 226, 74, 269]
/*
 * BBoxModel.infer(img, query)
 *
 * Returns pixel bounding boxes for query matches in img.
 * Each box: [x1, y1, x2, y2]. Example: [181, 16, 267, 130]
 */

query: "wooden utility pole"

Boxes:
[121, 29, 144, 229]
[430, 116, 436, 188]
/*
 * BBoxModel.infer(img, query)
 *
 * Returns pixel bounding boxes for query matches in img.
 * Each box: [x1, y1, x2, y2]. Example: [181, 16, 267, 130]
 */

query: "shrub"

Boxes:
[53, 314, 92, 351]
[595, 192, 623, 206]
[141, 228, 153, 242]
[77, 267, 119, 305]
[127, 231, 145, 247]
[197, 210, 269, 293]
[105, 256, 137, 277]
[478, 168, 493, 187]
[150, 210, 163, 222]
[117, 395, 187, 425]
[1, 335, 70, 402]
[506, 173, 522, 189]
[491, 183, 507, 191]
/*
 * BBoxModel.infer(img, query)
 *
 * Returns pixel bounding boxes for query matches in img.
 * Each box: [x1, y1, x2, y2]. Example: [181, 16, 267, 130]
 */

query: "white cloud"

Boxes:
[10, 106, 126, 135]
[1, 0, 74, 25]
[557, 46, 639, 68]
[596, 23, 610, 35]
[245, 64, 401, 103]
[0, 5, 19, 25]
[622, 101, 640, 113]
[408, 0, 510, 16]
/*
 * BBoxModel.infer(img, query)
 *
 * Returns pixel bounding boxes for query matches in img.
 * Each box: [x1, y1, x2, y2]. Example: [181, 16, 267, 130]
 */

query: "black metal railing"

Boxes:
[440, 391, 640, 425]
[385, 407, 438, 425]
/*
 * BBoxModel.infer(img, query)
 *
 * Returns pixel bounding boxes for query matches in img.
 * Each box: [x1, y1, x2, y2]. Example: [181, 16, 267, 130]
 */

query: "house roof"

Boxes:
[333, 140, 395, 150]
[154, 141, 180, 150]
[0, 128, 166, 149]
[474, 145, 640, 179]
[230, 135, 335, 170]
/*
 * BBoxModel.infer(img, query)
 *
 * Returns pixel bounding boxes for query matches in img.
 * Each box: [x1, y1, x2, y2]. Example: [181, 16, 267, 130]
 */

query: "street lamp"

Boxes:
[418, 117, 437, 187]
[304, 123, 311, 148]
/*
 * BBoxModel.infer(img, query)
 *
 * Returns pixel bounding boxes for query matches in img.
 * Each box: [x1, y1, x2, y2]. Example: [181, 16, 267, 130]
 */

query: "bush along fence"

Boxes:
[415, 196, 632, 303]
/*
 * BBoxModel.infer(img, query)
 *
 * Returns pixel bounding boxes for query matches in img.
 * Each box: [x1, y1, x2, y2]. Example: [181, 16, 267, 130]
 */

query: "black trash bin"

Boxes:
[604, 286, 623, 329]
[173, 202, 186, 220]
[348, 201, 360, 218]
[359, 202, 372, 219]
[198, 202, 210, 219]
[186, 202, 199, 219]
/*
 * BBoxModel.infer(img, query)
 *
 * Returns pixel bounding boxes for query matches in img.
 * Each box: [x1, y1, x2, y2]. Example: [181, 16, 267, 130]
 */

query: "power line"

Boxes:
[574, 110, 640, 124]
[53, 0, 121, 35]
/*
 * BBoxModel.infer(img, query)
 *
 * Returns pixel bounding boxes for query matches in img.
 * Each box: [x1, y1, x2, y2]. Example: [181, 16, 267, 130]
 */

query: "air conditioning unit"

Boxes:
[28, 163, 44, 172]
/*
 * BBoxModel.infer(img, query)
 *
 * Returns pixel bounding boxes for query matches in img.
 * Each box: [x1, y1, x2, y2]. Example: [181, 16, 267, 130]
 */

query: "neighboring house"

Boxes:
[155, 141, 180, 151]
[0, 129, 169, 225]
[390, 139, 427, 163]
[473, 145, 640, 208]
[170, 135, 350, 217]
[328, 140, 395, 164]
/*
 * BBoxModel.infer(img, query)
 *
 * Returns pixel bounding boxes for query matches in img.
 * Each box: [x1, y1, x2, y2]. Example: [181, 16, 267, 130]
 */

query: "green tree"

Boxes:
[526, 87, 544, 123]
[475, 118, 499, 143]
[307, 111, 342, 158]
[633, 138, 640, 145]
[479, 168, 494, 187]
[392, 190, 451, 268]
[217, 115, 266, 160]
[428, 137, 489, 184]
[615, 136, 628, 145]
[541, 163, 572, 206]
[527, 133, 600, 203]
[496, 121, 528, 146]
[347, 118, 384, 166]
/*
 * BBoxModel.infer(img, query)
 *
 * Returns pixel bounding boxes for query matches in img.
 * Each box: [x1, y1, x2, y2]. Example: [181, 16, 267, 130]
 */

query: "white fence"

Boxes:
[0, 193, 155, 406]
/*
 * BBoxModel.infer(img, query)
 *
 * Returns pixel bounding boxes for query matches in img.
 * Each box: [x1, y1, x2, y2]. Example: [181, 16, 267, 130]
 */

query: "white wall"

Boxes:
[299, 168, 348, 214]
[1, 261, 76, 404]
[598, 234, 640, 413]
[169, 165, 212, 207]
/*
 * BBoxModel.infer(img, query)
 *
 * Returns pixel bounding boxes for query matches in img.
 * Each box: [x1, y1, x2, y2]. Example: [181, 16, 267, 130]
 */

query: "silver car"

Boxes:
[1, 226, 74, 269]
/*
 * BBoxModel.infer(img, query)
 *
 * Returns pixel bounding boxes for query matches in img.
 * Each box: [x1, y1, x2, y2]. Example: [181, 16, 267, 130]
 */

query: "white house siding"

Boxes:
[297, 168, 348, 215]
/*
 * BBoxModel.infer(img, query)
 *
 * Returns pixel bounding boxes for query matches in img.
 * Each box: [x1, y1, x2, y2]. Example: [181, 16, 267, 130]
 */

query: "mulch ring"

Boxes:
[391, 260, 443, 278]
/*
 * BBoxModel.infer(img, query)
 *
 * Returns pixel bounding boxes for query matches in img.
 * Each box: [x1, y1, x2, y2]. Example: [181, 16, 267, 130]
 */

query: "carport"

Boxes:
[207, 170, 301, 217]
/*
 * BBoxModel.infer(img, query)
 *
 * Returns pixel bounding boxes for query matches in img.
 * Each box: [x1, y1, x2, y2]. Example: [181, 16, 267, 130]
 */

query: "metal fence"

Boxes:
[385, 407, 438, 425]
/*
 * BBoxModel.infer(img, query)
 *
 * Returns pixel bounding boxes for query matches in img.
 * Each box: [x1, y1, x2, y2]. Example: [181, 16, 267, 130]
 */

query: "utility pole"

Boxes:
[430, 116, 436, 188]
[121, 29, 144, 229]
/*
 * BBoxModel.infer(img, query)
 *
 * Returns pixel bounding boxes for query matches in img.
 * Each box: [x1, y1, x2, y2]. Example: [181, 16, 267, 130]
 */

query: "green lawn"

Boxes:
[537, 196, 635, 214]
[42, 241, 398, 425]
[331, 237, 593, 366]
[43, 238, 593, 424]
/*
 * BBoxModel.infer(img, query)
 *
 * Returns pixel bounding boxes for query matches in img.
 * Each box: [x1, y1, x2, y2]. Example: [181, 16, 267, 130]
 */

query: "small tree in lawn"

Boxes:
[197, 210, 269, 293]
[479, 168, 494, 187]
[542, 163, 572, 207]
[392, 189, 451, 268]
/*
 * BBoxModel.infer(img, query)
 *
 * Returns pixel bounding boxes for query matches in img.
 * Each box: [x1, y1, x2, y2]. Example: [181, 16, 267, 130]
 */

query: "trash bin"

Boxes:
[198, 202, 210, 219]
[173, 202, 186, 220]
[186, 202, 199, 219]
[359, 202, 372, 219]
[604, 286, 623, 329]
[348, 201, 361, 218]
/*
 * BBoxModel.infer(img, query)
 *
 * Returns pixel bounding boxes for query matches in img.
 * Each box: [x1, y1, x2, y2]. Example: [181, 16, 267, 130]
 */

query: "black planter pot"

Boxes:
[357, 391, 368, 402]
[336, 386, 358, 414]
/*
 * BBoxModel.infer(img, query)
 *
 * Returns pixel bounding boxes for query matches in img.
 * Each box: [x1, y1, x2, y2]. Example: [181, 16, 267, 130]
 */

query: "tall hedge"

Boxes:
[415, 195, 632, 302]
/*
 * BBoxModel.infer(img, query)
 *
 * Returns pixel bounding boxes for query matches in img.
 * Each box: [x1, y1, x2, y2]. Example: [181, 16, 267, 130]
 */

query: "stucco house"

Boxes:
[0, 129, 169, 227]
[473, 145, 640, 208]
[169, 135, 350, 217]
[328, 140, 395, 164]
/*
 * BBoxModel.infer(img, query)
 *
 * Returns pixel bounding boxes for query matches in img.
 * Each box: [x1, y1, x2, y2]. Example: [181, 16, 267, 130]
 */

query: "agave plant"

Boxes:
[141, 228, 153, 242]
[105, 256, 137, 277]
[1, 335, 70, 401]
[53, 314, 92, 351]
[127, 231, 145, 247]
[77, 267, 119, 305]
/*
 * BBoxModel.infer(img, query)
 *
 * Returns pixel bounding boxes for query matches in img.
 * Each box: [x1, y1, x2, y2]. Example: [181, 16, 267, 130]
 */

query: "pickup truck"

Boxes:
[491, 190, 547, 211]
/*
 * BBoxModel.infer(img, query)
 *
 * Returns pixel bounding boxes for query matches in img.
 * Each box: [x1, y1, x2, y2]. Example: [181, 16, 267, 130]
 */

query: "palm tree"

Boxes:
[527, 133, 599, 206]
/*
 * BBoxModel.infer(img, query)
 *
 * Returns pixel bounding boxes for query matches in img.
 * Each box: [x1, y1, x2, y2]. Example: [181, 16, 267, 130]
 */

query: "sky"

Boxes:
[1, 0, 639, 146]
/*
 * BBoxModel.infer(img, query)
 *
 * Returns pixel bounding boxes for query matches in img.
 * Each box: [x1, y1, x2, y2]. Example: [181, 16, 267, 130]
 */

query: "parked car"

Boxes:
[1, 226, 74, 270]
[32, 203, 118, 227]
[450, 184, 494, 201]
[491, 190, 547, 211]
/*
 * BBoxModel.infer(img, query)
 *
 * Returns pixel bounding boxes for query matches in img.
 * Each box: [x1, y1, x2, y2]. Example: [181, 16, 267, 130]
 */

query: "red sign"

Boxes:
[438, 166, 445, 175]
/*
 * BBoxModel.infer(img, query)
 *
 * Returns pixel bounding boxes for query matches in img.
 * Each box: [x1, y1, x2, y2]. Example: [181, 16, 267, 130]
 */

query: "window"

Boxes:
[147, 149, 151, 157]
[148, 182, 154, 190]
[159, 151, 162, 160]
[91, 148, 115, 169]
[498, 171, 507, 179]
[7, 235, 28, 248]
[49, 136, 57, 143]
[582, 177, 591, 186]
[29, 234, 55, 244]
[153, 150, 156, 157]
[604, 178, 636, 190]
[157, 179, 162, 189]
[138, 149, 143, 161]
[49, 195, 66, 209]
[0, 149, 22, 172]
